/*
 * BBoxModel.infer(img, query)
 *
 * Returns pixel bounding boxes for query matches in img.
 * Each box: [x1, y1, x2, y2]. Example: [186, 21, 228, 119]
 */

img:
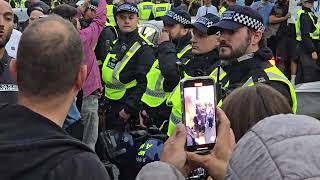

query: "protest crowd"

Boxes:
[1, 0, 320, 178]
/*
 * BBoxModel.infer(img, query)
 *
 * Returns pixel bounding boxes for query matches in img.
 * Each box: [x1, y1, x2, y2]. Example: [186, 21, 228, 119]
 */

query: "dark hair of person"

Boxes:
[52, 4, 78, 27]
[221, 83, 293, 142]
[14, 14, 18, 24]
[16, 15, 83, 100]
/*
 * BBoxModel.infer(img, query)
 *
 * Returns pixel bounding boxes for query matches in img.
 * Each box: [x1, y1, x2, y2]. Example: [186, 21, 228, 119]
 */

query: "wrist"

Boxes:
[206, 160, 228, 180]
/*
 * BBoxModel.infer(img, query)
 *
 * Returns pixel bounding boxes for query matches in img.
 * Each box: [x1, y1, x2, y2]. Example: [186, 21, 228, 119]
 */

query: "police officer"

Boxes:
[218, 0, 236, 17]
[210, 5, 297, 111]
[106, 0, 117, 27]
[101, 3, 155, 131]
[166, 14, 227, 136]
[138, 0, 155, 22]
[153, 0, 171, 19]
[295, 0, 320, 84]
[140, 9, 192, 129]
[95, 0, 118, 70]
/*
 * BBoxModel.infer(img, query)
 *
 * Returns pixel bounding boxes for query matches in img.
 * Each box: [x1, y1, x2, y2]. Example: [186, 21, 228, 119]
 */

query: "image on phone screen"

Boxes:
[183, 85, 216, 148]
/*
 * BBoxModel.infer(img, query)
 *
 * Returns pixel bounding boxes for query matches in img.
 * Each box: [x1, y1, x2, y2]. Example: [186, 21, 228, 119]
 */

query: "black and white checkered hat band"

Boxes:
[117, 4, 139, 14]
[195, 16, 215, 28]
[222, 11, 265, 32]
[166, 10, 191, 25]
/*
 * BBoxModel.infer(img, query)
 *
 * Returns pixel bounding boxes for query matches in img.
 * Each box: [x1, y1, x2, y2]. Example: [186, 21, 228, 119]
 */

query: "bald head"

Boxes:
[0, 0, 13, 49]
[16, 15, 83, 99]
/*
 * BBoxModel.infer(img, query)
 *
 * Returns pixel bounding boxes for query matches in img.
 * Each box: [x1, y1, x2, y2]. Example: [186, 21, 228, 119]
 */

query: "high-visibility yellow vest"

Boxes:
[138, 2, 155, 22]
[141, 44, 192, 107]
[242, 65, 297, 113]
[102, 33, 153, 100]
[219, 6, 226, 17]
[20, 0, 26, 8]
[295, 9, 320, 41]
[153, 3, 171, 18]
[107, 4, 117, 27]
[10, 0, 19, 8]
[166, 66, 227, 136]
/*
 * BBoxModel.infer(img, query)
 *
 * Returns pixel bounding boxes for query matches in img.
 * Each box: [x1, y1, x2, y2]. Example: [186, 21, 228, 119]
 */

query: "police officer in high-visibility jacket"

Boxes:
[218, 0, 236, 17]
[138, 0, 155, 22]
[95, 0, 118, 70]
[153, 0, 171, 19]
[101, 3, 155, 131]
[166, 14, 228, 136]
[140, 9, 192, 129]
[106, 3, 117, 27]
[295, 0, 320, 83]
[211, 6, 296, 110]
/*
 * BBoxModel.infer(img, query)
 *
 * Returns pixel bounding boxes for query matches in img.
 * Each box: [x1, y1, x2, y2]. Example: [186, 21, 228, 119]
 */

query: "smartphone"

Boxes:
[181, 77, 217, 152]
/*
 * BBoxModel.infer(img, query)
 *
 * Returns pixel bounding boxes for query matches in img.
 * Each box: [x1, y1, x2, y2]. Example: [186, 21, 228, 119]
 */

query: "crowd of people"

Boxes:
[0, 0, 320, 179]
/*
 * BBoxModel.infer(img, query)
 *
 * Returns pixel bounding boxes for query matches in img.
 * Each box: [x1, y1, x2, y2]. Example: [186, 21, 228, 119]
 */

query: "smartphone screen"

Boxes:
[182, 78, 216, 151]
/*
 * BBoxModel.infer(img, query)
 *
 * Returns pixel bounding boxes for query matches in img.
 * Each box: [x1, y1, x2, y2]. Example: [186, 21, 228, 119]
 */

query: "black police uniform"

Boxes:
[184, 49, 221, 77]
[212, 5, 293, 106]
[95, 26, 118, 71]
[140, 33, 192, 128]
[140, 9, 192, 128]
[296, 6, 320, 84]
[103, 29, 155, 130]
[223, 48, 292, 105]
[158, 33, 192, 91]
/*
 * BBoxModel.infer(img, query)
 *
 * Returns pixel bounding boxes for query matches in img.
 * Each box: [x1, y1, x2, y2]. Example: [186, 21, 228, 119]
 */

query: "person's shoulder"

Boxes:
[47, 151, 111, 180]
[198, 6, 205, 10]
[250, 1, 259, 7]
[300, 11, 312, 21]
[12, 29, 22, 36]
[211, 5, 217, 10]
[267, 2, 273, 8]
[137, 33, 154, 47]
[0, 105, 27, 117]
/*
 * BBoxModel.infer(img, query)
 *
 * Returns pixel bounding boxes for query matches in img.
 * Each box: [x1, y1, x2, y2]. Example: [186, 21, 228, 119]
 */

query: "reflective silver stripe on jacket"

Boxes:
[145, 87, 166, 98]
[170, 113, 181, 125]
[242, 71, 289, 87]
[112, 42, 141, 84]
[105, 83, 125, 90]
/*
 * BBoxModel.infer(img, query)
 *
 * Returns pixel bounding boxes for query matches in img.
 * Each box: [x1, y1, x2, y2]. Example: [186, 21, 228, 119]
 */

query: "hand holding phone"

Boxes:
[181, 77, 217, 152]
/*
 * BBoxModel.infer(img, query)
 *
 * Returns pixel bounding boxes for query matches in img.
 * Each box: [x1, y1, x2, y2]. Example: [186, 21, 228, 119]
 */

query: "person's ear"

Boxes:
[252, 31, 262, 46]
[75, 65, 87, 91]
[9, 59, 17, 83]
[182, 28, 188, 36]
